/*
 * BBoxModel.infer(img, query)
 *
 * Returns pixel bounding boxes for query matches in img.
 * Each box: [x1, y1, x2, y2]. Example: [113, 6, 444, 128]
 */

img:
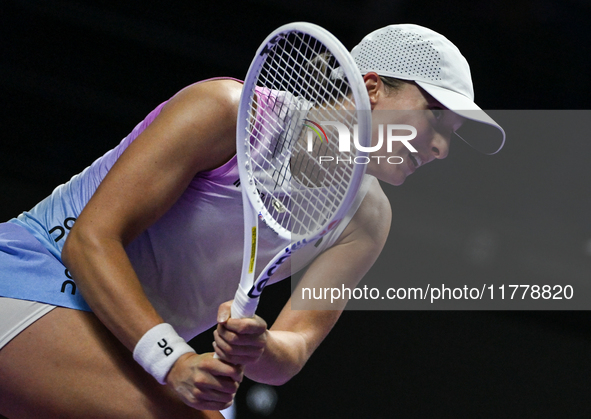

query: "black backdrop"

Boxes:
[2, 1, 591, 418]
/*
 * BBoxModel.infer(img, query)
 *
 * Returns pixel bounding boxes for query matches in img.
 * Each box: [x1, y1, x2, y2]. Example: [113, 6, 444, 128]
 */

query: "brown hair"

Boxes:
[379, 76, 405, 94]
[307, 52, 406, 100]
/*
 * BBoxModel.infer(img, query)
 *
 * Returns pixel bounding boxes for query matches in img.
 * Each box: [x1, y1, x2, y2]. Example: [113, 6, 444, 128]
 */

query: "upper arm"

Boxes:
[64, 79, 242, 252]
[270, 178, 392, 355]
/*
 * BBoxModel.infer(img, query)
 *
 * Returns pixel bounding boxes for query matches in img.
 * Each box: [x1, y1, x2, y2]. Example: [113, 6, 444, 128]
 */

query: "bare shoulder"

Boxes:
[173, 79, 243, 109]
[337, 176, 392, 250]
[158, 79, 243, 142]
[125, 79, 244, 173]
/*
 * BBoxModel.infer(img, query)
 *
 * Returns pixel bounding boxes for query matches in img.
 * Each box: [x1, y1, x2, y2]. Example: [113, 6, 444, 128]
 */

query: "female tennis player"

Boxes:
[0, 24, 503, 418]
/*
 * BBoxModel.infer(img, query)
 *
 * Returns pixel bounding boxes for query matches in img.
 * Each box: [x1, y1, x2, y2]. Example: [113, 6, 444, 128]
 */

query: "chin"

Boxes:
[367, 164, 407, 186]
[381, 172, 407, 186]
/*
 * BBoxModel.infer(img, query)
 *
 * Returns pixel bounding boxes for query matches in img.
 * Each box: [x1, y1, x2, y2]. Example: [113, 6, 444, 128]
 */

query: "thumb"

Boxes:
[217, 300, 233, 323]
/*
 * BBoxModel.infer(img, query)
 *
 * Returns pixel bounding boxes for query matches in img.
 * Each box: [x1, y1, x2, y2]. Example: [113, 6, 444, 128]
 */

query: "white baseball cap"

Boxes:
[352, 24, 505, 155]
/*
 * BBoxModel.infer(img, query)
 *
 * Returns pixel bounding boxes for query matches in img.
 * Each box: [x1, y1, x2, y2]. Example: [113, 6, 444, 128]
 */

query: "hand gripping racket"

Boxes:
[231, 22, 371, 319]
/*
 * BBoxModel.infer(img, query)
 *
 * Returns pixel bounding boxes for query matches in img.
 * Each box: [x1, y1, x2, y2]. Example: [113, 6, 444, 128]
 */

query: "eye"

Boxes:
[430, 107, 444, 120]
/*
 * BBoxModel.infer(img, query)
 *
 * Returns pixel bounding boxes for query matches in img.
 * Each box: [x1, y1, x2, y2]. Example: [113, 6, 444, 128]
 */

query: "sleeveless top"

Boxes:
[0, 78, 372, 340]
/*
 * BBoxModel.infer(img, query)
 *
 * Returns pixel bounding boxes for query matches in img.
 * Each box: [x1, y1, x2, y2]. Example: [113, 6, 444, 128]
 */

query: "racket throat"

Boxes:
[248, 226, 257, 274]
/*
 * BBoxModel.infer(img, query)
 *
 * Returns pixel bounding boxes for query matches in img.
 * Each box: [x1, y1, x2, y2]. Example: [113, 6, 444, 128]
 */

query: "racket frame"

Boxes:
[233, 22, 372, 319]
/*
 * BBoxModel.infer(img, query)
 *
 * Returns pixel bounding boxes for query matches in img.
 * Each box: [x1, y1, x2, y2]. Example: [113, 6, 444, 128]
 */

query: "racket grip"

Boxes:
[213, 289, 259, 360]
[231, 286, 259, 319]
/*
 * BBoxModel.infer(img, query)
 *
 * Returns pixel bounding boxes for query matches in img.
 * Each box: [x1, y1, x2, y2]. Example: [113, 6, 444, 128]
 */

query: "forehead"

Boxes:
[394, 82, 445, 108]
[416, 84, 440, 106]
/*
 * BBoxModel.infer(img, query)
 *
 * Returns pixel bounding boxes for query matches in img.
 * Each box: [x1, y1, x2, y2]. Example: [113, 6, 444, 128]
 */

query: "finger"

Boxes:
[223, 316, 267, 335]
[199, 353, 245, 382]
[214, 327, 267, 348]
[217, 300, 233, 324]
[213, 340, 264, 365]
[177, 384, 234, 412]
[176, 363, 241, 398]
[192, 371, 241, 394]
[197, 400, 234, 412]
[213, 332, 265, 356]
[186, 400, 233, 412]
[175, 379, 235, 404]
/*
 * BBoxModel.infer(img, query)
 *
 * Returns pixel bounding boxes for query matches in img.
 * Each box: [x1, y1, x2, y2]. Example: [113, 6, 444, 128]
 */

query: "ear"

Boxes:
[363, 72, 382, 109]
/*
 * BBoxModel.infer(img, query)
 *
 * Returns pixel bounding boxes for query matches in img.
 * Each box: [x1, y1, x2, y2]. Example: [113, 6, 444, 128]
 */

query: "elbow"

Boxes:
[61, 227, 79, 269]
[61, 224, 103, 271]
[244, 335, 309, 386]
[267, 361, 304, 386]
[276, 368, 303, 386]
[247, 365, 302, 387]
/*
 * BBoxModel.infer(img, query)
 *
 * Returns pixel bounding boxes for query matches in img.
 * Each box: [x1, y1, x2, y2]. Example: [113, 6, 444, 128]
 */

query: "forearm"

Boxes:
[244, 330, 309, 385]
[62, 230, 164, 351]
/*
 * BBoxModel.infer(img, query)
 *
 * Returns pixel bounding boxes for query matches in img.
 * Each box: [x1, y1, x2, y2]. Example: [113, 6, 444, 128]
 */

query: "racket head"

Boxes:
[236, 22, 371, 244]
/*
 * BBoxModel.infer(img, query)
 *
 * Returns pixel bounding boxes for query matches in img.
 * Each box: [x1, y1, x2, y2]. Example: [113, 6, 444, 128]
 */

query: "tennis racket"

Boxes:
[231, 22, 371, 319]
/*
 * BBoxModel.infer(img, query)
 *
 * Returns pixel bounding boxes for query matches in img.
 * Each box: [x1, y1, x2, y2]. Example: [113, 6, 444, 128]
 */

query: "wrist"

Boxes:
[133, 323, 196, 384]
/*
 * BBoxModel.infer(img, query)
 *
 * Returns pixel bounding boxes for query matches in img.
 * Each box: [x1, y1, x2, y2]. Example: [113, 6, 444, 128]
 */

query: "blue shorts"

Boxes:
[0, 222, 91, 312]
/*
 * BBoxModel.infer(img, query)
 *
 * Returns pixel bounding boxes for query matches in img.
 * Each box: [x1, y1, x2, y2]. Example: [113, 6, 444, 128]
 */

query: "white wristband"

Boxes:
[133, 323, 196, 384]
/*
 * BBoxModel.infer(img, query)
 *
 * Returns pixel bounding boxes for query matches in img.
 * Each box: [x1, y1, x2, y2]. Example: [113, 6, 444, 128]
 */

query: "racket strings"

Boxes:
[256, 115, 351, 227]
[245, 31, 360, 237]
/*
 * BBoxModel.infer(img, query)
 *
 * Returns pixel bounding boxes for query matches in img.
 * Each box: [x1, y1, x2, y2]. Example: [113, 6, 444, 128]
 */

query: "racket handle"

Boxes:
[231, 286, 259, 319]
[231, 287, 259, 319]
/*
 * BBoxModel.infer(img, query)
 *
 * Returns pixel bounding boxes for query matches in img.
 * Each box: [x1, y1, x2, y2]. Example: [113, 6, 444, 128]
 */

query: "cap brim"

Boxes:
[416, 81, 506, 155]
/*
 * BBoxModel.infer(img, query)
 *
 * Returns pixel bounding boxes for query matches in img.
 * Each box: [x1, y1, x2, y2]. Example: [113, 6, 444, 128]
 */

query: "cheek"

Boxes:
[370, 124, 420, 156]
[370, 111, 432, 154]
[410, 120, 436, 149]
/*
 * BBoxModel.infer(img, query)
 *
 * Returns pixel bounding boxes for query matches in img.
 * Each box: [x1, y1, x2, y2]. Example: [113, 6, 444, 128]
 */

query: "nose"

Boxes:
[430, 132, 450, 160]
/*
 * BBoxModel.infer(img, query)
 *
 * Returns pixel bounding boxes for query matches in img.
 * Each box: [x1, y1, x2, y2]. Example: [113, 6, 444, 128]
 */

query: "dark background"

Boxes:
[2, 0, 591, 417]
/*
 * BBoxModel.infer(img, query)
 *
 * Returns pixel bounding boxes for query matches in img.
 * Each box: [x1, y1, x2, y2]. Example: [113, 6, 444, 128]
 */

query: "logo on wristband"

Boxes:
[158, 338, 174, 356]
